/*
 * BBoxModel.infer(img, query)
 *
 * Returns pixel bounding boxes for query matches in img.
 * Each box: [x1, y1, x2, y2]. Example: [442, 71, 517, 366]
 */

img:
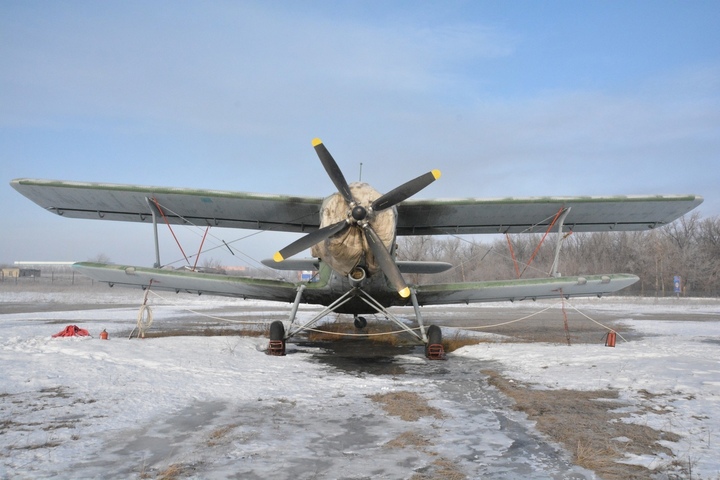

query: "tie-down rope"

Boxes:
[136, 289, 624, 341]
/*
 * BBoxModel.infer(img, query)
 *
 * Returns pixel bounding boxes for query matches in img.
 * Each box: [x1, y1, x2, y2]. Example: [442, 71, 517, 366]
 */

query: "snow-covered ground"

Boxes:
[457, 321, 720, 475]
[1, 288, 719, 479]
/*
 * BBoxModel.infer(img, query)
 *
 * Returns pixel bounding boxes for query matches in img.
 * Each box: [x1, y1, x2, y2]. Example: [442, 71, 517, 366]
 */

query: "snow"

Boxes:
[1, 289, 719, 479]
[455, 307, 720, 476]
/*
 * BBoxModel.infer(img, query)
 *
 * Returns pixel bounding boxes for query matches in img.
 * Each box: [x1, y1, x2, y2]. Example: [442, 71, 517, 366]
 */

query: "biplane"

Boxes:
[11, 138, 703, 358]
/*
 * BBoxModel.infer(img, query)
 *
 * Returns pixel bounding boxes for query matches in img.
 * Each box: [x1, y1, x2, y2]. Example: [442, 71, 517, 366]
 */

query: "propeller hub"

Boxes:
[351, 205, 367, 221]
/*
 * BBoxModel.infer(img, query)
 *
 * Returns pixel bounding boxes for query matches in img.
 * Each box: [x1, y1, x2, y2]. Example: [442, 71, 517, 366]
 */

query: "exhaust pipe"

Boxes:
[348, 267, 367, 287]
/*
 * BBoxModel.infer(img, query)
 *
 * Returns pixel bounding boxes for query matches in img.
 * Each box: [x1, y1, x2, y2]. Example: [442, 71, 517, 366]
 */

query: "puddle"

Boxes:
[298, 339, 421, 376]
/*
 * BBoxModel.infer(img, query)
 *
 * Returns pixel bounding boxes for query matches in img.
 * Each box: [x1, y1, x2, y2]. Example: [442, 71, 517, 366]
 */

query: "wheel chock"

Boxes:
[426, 344, 445, 360]
[268, 340, 286, 356]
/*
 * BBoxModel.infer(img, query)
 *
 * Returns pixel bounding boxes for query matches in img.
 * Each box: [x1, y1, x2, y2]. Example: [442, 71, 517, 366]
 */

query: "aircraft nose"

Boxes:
[351, 205, 367, 221]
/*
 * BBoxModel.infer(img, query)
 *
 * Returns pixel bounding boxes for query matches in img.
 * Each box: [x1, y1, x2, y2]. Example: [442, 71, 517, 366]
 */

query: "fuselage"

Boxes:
[303, 182, 405, 313]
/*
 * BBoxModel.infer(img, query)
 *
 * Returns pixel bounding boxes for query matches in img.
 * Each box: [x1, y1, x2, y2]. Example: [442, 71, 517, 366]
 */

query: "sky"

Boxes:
[2, 1, 719, 268]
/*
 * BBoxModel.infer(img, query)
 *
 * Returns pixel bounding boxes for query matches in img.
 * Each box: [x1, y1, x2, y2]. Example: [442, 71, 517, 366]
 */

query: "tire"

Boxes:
[354, 316, 367, 329]
[269, 321, 285, 341]
[427, 325, 442, 345]
[425, 325, 442, 357]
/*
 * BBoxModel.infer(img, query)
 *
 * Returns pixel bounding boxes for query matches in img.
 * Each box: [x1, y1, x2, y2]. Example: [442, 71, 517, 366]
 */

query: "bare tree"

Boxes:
[392, 213, 719, 296]
[88, 253, 112, 264]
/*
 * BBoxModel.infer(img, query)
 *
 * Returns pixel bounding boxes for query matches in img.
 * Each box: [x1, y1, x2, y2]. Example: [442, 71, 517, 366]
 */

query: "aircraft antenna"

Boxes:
[359, 162, 363, 181]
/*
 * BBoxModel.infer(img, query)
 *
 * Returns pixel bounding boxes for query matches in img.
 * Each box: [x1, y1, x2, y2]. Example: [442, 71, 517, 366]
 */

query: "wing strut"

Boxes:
[145, 197, 162, 268]
[519, 206, 567, 278]
[149, 197, 190, 265]
[506, 206, 573, 279]
[549, 207, 572, 277]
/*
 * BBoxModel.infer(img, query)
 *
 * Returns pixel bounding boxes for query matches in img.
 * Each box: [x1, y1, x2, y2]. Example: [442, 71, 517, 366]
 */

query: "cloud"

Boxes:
[0, 3, 517, 138]
[1, 2, 718, 266]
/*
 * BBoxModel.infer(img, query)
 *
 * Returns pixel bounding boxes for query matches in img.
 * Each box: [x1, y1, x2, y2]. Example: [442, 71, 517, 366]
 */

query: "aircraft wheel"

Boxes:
[268, 321, 286, 356]
[427, 324, 442, 344]
[425, 325, 444, 360]
[353, 316, 367, 329]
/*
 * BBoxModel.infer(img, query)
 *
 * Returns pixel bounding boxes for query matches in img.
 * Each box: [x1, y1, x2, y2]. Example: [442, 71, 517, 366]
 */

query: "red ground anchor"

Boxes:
[605, 331, 617, 348]
[426, 344, 445, 360]
[268, 340, 286, 356]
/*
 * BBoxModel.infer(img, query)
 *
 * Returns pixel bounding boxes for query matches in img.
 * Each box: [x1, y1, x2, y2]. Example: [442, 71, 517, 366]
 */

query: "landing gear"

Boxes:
[269, 285, 447, 361]
[268, 320, 286, 356]
[425, 325, 445, 360]
[353, 316, 367, 329]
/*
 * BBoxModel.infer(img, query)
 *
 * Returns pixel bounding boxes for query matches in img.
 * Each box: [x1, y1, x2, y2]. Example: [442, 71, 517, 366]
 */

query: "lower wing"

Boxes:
[73, 262, 319, 303]
[413, 274, 638, 305]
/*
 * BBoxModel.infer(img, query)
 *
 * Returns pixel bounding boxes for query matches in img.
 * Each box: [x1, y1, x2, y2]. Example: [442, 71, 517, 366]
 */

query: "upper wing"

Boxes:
[414, 274, 639, 305]
[12, 179, 702, 236]
[11, 179, 323, 233]
[397, 195, 703, 235]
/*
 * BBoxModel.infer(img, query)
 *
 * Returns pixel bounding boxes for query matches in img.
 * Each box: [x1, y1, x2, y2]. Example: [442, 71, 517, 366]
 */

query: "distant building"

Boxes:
[1, 268, 41, 279]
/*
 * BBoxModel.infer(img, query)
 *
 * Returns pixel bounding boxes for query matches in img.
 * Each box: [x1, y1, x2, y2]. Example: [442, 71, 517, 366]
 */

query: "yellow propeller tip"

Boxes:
[273, 252, 285, 263]
[431, 169, 441, 180]
[399, 287, 411, 298]
[311, 138, 323, 147]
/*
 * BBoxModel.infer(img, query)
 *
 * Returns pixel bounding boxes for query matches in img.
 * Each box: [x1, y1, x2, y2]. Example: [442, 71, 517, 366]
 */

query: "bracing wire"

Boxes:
[140, 289, 624, 341]
[150, 199, 317, 271]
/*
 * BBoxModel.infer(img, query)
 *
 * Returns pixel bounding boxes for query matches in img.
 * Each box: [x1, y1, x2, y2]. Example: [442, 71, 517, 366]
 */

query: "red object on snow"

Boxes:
[52, 325, 90, 338]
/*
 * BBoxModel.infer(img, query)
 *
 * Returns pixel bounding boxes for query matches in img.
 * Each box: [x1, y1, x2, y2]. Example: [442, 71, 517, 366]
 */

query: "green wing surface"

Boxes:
[72, 262, 330, 304]
[397, 195, 703, 235]
[12, 179, 702, 235]
[413, 274, 639, 305]
[11, 179, 323, 233]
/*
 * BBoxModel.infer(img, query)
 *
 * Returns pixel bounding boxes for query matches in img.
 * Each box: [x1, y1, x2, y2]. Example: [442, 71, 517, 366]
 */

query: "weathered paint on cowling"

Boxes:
[311, 183, 397, 276]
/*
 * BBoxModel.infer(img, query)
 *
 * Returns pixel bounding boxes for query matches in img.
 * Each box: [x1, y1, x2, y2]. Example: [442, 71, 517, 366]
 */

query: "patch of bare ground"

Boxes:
[139, 462, 198, 480]
[410, 457, 467, 480]
[384, 432, 466, 479]
[442, 332, 487, 353]
[385, 431, 432, 449]
[206, 424, 238, 447]
[156, 463, 194, 480]
[483, 369, 682, 480]
[368, 391, 445, 422]
[371, 392, 469, 476]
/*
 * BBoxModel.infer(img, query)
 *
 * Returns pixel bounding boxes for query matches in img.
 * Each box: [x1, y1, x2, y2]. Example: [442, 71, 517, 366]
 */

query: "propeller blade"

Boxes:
[312, 138, 355, 205]
[274, 220, 348, 262]
[371, 169, 441, 212]
[363, 225, 410, 298]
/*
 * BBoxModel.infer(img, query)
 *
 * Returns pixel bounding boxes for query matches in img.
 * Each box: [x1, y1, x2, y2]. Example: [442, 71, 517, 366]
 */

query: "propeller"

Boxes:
[371, 169, 441, 212]
[363, 223, 411, 298]
[313, 138, 354, 205]
[274, 138, 440, 298]
[273, 219, 348, 262]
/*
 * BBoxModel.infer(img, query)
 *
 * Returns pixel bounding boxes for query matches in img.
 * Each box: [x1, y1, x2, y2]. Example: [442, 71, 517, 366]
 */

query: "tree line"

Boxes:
[397, 212, 720, 297]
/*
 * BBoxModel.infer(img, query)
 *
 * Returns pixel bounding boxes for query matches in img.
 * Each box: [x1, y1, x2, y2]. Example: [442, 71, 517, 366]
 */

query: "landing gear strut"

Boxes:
[269, 285, 446, 360]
